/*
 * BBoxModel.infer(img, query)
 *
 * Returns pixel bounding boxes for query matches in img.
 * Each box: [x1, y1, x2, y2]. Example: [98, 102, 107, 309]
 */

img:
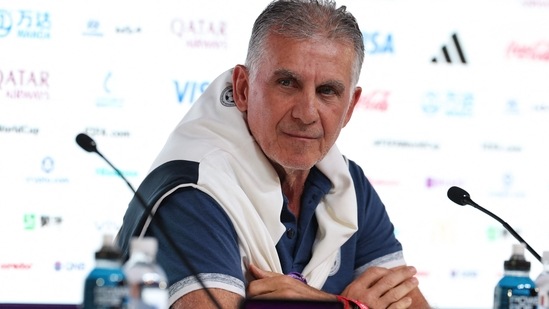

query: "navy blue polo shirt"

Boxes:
[140, 159, 403, 300]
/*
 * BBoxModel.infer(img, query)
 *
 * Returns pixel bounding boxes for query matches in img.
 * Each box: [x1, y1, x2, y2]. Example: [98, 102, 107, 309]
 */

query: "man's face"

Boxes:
[233, 33, 362, 172]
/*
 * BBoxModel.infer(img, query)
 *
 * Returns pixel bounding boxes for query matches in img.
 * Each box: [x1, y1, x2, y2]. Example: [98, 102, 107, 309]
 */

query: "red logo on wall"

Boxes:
[170, 19, 228, 49]
[1, 263, 33, 270]
[356, 90, 390, 111]
[507, 41, 549, 61]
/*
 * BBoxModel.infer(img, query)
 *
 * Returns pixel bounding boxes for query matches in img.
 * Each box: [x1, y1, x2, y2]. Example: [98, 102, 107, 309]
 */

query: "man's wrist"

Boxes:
[336, 295, 368, 309]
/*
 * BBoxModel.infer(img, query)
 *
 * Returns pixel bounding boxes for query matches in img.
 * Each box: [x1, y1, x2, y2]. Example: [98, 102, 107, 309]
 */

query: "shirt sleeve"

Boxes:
[144, 186, 246, 305]
[347, 159, 406, 275]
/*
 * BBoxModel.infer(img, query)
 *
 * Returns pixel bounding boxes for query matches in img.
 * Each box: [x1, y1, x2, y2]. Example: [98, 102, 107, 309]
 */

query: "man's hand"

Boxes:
[246, 264, 337, 302]
[341, 265, 425, 309]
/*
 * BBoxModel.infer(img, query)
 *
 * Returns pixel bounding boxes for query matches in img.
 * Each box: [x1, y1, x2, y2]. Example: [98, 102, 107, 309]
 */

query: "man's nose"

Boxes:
[291, 90, 319, 125]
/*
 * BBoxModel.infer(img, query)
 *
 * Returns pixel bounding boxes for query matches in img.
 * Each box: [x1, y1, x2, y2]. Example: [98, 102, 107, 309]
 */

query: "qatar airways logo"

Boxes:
[0, 69, 50, 100]
[356, 90, 390, 111]
[171, 19, 228, 49]
[507, 40, 549, 62]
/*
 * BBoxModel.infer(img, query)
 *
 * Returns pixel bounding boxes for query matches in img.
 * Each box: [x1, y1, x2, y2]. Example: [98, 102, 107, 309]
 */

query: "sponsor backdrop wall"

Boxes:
[1, 0, 548, 308]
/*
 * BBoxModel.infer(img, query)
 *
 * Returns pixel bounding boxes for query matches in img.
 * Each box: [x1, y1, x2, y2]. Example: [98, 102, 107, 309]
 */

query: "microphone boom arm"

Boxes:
[96, 151, 138, 197]
[447, 186, 542, 263]
[469, 200, 541, 263]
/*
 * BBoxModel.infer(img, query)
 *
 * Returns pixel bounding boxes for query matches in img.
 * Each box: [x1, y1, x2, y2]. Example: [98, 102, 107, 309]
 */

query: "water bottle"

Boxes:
[536, 251, 549, 308]
[123, 236, 169, 309]
[493, 243, 537, 309]
[83, 234, 128, 309]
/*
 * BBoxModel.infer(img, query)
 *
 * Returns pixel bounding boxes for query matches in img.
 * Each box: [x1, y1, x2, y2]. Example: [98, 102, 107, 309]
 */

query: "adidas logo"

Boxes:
[431, 33, 467, 64]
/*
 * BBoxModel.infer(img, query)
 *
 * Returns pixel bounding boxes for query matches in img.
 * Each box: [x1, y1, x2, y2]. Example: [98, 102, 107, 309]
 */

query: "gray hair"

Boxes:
[245, 0, 365, 84]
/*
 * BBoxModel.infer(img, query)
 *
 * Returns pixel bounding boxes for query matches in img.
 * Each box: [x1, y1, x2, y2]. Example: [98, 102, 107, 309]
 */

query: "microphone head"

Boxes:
[76, 133, 98, 153]
[447, 186, 471, 206]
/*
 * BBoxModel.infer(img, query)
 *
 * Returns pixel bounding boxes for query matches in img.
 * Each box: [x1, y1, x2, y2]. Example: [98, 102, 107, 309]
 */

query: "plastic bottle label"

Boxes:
[94, 286, 128, 307]
[509, 295, 537, 309]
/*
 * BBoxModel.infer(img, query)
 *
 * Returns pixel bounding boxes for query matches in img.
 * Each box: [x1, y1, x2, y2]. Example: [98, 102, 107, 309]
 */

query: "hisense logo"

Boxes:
[431, 33, 468, 64]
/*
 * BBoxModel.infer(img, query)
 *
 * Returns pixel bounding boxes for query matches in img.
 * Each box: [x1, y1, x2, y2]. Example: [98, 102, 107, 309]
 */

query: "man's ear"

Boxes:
[232, 65, 250, 112]
[343, 86, 362, 127]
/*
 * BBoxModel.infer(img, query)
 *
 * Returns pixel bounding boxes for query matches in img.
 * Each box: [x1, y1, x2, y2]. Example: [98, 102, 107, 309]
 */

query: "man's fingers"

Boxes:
[248, 264, 281, 279]
[372, 267, 418, 300]
[247, 265, 277, 298]
[381, 277, 419, 303]
[248, 264, 265, 279]
[387, 296, 413, 309]
[374, 266, 416, 290]
[344, 266, 419, 309]
[342, 266, 390, 296]
[247, 267, 310, 299]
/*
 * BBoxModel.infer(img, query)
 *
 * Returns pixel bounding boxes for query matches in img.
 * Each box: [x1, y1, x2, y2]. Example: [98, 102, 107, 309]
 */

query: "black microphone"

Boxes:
[75, 132, 222, 308]
[447, 186, 541, 263]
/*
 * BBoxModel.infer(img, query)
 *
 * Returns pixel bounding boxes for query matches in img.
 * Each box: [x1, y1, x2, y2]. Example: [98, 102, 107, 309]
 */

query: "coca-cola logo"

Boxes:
[507, 41, 549, 61]
[356, 90, 390, 111]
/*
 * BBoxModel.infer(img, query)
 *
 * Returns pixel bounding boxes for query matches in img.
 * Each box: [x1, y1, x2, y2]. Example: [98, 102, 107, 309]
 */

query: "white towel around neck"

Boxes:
[146, 68, 358, 289]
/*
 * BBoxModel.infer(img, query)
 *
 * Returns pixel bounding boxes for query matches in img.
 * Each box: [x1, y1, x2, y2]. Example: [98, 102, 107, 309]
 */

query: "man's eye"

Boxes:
[279, 79, 293, 87]
[319, 86, 336, 96]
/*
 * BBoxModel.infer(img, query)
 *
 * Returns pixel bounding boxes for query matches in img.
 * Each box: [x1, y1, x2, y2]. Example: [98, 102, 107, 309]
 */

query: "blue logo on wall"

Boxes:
[41, 156, 54, 173]
[421, 91, 474, 116]
[174, 80, 210, 104]
[96, 72, 124, 107]
[363, 32, 394, 54]
[0, 9, 51, 39]
[0, 10, 13, 37]
[83, 19, 103, 37]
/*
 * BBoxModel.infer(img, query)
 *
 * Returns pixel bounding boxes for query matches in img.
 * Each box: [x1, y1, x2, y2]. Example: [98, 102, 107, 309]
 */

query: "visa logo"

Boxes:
[174, 80, 210, 104]
[363, 32, 394, 54]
